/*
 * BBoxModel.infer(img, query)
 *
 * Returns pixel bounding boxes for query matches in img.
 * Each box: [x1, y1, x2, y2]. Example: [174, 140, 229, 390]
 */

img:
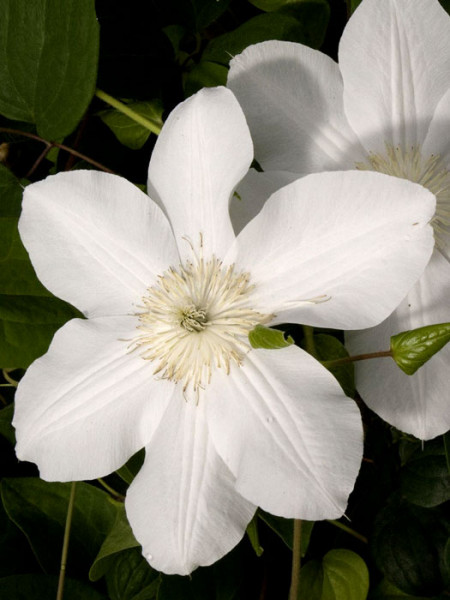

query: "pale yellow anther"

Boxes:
[129, 254, 272, 396]
[356, 142, 450, 254]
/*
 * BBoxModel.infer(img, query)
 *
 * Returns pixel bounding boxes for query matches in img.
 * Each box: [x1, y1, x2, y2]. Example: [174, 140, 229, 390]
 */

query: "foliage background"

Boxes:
[0, 0, 449, 598]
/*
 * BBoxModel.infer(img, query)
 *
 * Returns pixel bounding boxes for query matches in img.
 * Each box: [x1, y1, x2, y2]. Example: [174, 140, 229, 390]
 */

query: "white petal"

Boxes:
[346, 249, 450, 440]
[19, 171, 178, 318]
[148, 87, 252, 260]
[230, 169, 299, 235]
[14, 316, 174, 480]
[340, 0, 450, 152]
[228, 40, 363, 173]
[227, 171, 435, 329]
[423, 86, 450, 162]
[207, 346, 363, 520]
[125, 394, 256, 575]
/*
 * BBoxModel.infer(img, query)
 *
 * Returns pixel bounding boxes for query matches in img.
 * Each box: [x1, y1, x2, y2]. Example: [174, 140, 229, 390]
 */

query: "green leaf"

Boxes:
[184, 61, 228, 97]
[258, 511, 314, 555]
[0, 574, 107, 600]
[203, 0, 330, 65]
[439, 1, 450, 16]
[0, 165, 24, 263]
[246, 515, 264, 557]
[0, 295, 80, 368]
[370, 578, 443, 600]
[90, 505, 140, 581]
[249, 325, 293, 349]
[100, 100, 163, 150]
[0, 166, 81, 367]
[158, 546, 245, 600]
[1, 479, 118, 575]
[443, 537, 450, 588]
[0, 0, 99, 139]
[400, 439, 450, 507]
[0, 403, 15, 445]
[188, 0, 231, 31]
[390, 323, 450, 375]
[372, 493, 450, 596]
[116, 448, 145, 485]
[162, 0, 231, 32]
[443, 431, 450, 474]
[298, 549, 369, 600]
[0, 500, 38, 577]
[249, 0, 319, 12]
[313, 334, 355, 397]
[347, 0, 362, 13]
[104, 548, 160, 600]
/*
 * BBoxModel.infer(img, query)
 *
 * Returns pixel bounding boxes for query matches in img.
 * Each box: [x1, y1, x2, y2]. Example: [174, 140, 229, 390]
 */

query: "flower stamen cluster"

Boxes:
[131, 255, 272, 395]
[356, 143, 450, 252]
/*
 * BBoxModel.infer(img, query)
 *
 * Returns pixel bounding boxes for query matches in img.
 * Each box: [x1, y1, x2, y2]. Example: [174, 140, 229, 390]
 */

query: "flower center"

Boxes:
[356, 143, 450, 253]
[180, 305, 207, 332]
[130, 255, 272, 396]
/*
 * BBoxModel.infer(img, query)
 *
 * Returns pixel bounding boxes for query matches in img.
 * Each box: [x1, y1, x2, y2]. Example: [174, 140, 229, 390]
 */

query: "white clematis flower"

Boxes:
[228, 0, 450, 440]
[14, 86, 435, 575]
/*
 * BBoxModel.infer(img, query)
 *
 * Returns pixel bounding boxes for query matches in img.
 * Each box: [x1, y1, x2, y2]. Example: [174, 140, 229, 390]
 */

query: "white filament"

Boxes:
[356, 143, 450, 252]
[130, 255, 271, 396]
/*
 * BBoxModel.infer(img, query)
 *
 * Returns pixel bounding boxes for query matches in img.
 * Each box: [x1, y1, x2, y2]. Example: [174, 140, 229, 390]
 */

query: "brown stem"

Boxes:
[56, 482, 76, 600]
[322, 350, 392, 369]
[64, 115, 88, 171]
[26, 144, 53, 178]
[289, 520, 302, 600]
[0, 127, 115, 174]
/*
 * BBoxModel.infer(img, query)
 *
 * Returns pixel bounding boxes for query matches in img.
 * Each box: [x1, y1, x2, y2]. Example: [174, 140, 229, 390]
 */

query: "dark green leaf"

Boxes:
[0, 0, 99, 139]
[0, 574, 106, 600]
[250, 0, 320, 12]
[246, 515, 264, 557]
[158, 546, 245, 600]
[90, 505, 140, 581]
[370, 578, 442, 599]
[187, 0, 231, 31]
[0, 165, 23, 217]
[0, 403, 15, 445]
[400, 439, 450, 507]
[258, 511, 314, 555]
[203, 1, 329, 65]
[1, 479, 118, 575]
[0, 165, 24, 263]
[0, 295, 80, 368]
[372, 493, 450, 596]
[0, 166, 81, 367]
[161, 0, 231, 32]
[0, 500, 39, 577]
[184, 61, 228, 97]
[443, 431, 450, 474]
[99, 100, 163, 150]
[390, 323, 450, 375]
[313, 334, 355, 397]
[249, 324, 293, 349]
[347, 0, 362, 14]
[104, 548, 160, 600]
[298, 549, 369, 600]
[116, 448, 145, 485]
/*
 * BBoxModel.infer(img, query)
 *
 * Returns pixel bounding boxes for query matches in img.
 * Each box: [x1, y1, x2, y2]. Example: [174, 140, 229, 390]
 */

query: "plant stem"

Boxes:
[0, 127, 114, 174]
[95, 89, 162, 136]
[326, 519, 368, 544]
[25, 143, 53, 178]
[97, 478, 125, 501]
[289, 520, 302, 600]
[56, 482, 76, 600]
[322, 350, 392, 369]
[302, 325, 318, 359]
[2, 369, 18, 387]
